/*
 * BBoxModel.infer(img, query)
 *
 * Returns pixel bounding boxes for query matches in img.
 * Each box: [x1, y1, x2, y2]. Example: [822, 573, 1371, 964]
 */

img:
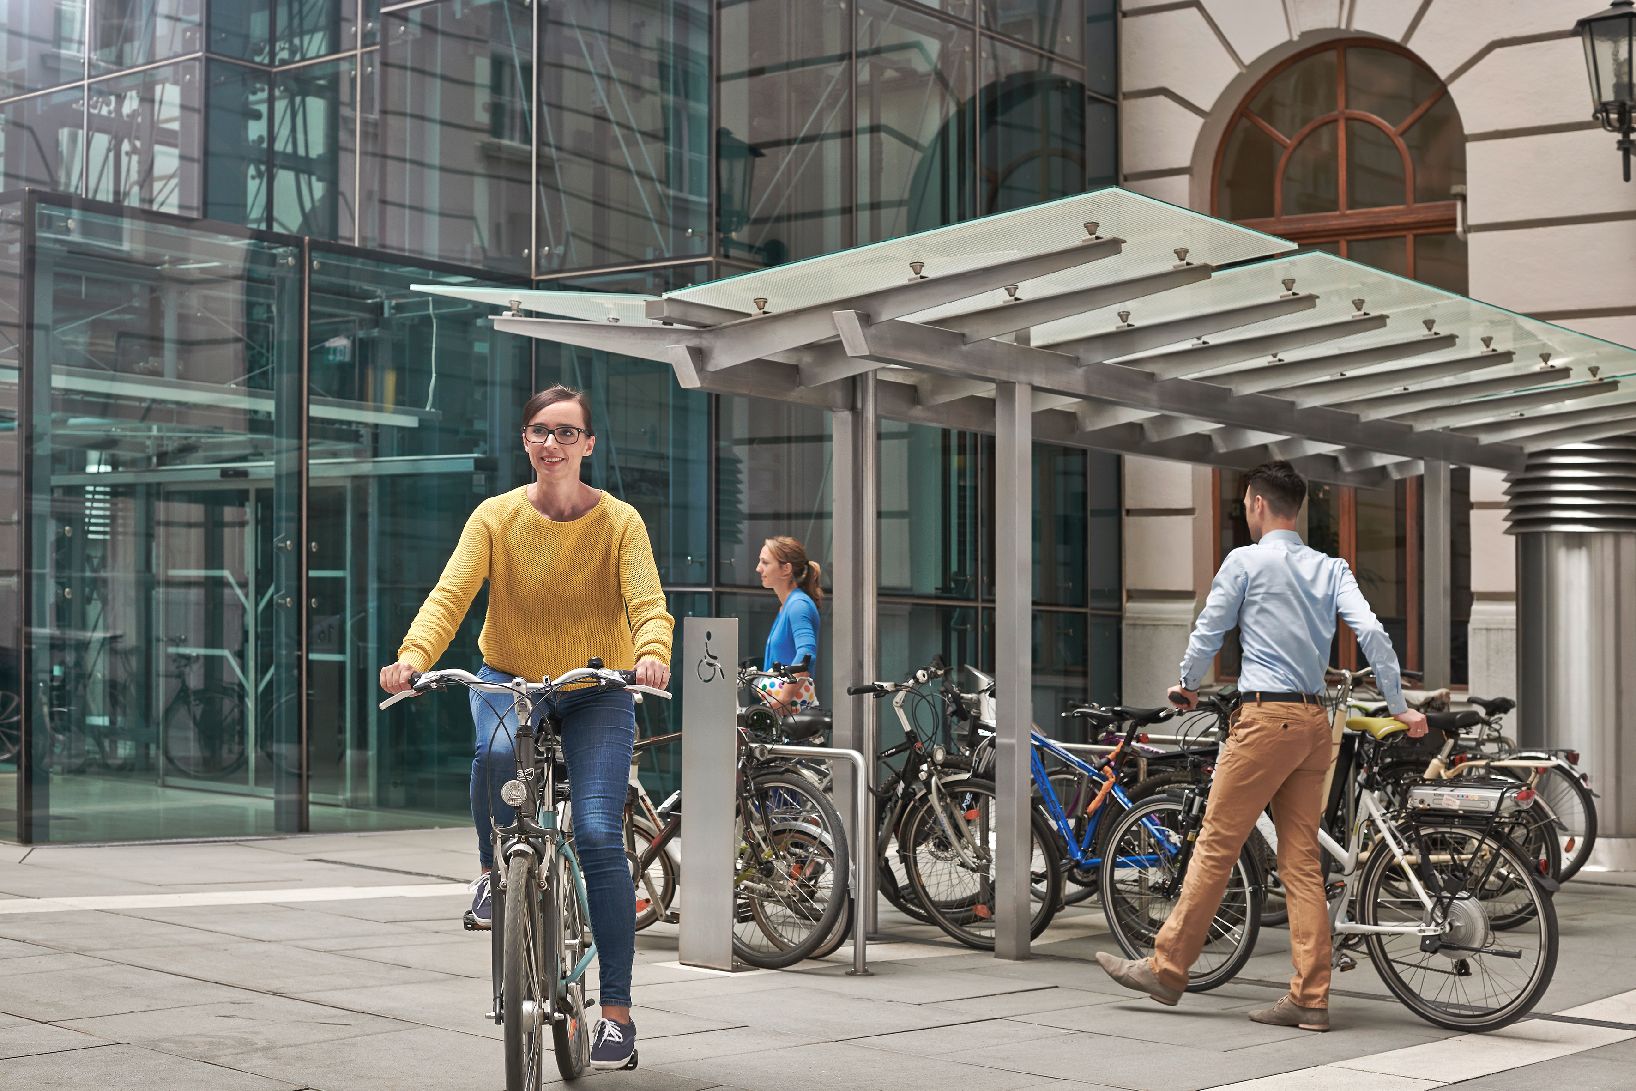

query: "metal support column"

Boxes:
[679, 618, 739, 969]
[832, 373, 879, 930]
[1422, 460, 1452, 689]
[994, 380, 1033, 959]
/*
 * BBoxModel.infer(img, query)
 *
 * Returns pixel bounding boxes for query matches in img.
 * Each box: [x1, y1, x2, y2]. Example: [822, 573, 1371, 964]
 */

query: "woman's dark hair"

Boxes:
[521, 385, 594, 433]
[1243, 460, 1307, 518]
[764, 536, 824, 612]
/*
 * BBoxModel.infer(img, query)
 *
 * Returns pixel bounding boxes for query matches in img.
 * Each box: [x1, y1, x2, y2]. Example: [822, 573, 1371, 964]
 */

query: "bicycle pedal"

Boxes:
[661, 912, 680, 924]
[621, 1049, 639, 1071]
[1336, 952, 1357, 973]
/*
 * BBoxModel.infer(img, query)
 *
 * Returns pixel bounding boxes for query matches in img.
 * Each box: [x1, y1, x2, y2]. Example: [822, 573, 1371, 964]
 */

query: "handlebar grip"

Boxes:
[847, 683, 881, 696]
[616, 669, 636, 684]
[790, 655, 812, 674]
[1167, 691, 1190, 706]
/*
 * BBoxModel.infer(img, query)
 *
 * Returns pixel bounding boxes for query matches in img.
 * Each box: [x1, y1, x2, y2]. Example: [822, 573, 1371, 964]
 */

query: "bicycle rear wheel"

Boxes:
[732, 771, 849, 969]
[502, 855, 546, 1091]
[900, 776, 1062, 950]
[624, 813, 676, 932]
[1507, 765, 1596, 882]
[547, 849, 591, 1081]
[1359, 825, 1556, 1032]
[162, 685, 247, 779]
[1097, 792, 1262, 992]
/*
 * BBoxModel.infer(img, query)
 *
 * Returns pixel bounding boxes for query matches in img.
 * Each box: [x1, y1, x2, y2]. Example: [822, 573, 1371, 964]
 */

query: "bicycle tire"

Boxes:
[1504, 764, 1597, 883]
[1040, 771, 1115, 907]
[162, 684, 248, 779]
[810, 895, 853, 961]
[0, 689, 18, 765]
[503, 855, 546, 1091]
[900, 776, 1063, 951]
[876, 774, 935, 924]
[625, 813, 676, 933]
[1097, 791, 1263, 993]
[732, 771, 850, 969]
[1358, 825, 1557, 1032]
[548, 850, 591, 1081]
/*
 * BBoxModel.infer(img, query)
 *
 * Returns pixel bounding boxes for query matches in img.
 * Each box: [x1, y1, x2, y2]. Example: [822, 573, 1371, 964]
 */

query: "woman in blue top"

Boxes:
[753, 536, 822, 712]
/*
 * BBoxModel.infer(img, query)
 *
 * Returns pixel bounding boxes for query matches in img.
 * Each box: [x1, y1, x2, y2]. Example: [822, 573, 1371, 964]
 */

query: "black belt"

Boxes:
[1242, 690, 1324, 706]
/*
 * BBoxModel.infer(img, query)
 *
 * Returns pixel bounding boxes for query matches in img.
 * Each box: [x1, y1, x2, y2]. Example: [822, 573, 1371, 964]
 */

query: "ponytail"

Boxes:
[764, 535, 825, 612]
[800, 559, 825, 612]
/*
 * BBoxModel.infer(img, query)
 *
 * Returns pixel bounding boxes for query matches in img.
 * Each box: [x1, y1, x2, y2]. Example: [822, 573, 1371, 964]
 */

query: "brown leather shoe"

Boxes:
[1248, 994, 1330, 1032]
[1093, 951, 1182, 1006]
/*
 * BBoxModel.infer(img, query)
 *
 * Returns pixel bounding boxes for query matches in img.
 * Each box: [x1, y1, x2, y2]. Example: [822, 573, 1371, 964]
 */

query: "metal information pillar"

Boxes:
[679, 618, 738, 970]
[994, 380, 1034, 959]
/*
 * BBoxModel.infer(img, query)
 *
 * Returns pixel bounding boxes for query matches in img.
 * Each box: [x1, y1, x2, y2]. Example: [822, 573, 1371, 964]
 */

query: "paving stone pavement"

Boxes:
[1, 827, 1633, 1091]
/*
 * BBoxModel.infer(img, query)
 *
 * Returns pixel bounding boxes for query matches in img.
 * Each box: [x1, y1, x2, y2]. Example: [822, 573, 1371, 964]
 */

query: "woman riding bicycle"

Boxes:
[378, 384, 672, 1070]
[753, 536, 822, 713]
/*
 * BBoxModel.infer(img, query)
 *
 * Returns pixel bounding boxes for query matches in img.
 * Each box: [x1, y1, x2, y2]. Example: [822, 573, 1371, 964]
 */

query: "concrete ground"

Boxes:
[1, 827, 1632, 1091]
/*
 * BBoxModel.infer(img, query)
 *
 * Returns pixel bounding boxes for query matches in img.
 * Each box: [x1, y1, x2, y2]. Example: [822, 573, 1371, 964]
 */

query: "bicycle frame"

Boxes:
[1029, 731, 1144, 870]
[1317, 785, 1442, 940]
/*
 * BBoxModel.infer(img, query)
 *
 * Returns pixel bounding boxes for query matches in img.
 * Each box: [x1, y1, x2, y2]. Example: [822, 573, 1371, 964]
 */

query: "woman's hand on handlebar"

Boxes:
[379, 661, 419, 695]
[635, 656, 670, 692]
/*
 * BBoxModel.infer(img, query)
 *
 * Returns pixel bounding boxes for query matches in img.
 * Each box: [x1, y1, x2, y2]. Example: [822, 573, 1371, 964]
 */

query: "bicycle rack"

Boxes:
[758, 742, 872, 977]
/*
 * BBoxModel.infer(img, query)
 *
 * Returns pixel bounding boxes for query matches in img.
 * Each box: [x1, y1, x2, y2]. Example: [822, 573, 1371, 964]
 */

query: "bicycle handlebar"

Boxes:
[847, 657, 949, 697]
[377, 665, 671, 711]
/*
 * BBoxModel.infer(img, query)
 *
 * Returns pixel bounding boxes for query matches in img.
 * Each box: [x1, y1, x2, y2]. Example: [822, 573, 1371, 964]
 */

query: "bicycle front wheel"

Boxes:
[1097, 792, 1262, 992]
[732, 771, 850, 969]
[162, 685, 247, 779]
[1359, 825, 1557, 1032]
[502, 855, 547, 1091]
[546, 849, 591, 1081]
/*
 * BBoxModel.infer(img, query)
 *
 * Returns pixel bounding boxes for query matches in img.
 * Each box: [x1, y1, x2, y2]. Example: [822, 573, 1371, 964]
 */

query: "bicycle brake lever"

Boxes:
[378, 689, 418, 711]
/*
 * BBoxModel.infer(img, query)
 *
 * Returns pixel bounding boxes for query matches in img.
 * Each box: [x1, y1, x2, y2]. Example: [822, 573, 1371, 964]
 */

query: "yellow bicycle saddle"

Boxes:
[1346, 715, 1408, 741]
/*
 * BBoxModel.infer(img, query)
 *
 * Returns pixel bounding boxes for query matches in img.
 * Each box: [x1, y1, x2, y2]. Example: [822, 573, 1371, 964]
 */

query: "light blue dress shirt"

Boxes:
[1178, 529, 1407, 715]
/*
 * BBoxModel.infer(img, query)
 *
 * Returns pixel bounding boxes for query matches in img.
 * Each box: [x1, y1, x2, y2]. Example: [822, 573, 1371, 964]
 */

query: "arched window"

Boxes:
[1213, 41, 1467, 293]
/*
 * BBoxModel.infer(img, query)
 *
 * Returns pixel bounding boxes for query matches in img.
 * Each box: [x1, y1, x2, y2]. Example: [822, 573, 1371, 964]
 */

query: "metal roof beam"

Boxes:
[1135, 313, 1389, 379]
[1216, 334, 1458, 393]
[1071, 418, 1382, 486]
[938, 263, 1213, 343]
[1515, 417, 1636, 450]
[644, 297, 745, 327]
[1393, 380, 1622, 430]
[1045, 294, 1320, 361]
[1284, 350, 1516, 406]
[1462, 400, 1636, 445]
[834, 311, 1527, 472]
[492, 315, 703, 357]
[915, 376, 995, 406]
[1348, 367, 1567, 420]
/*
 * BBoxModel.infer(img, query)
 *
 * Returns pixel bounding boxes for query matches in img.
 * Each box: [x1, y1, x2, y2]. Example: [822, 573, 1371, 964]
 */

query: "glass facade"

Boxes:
[0, 0, 1120, 842]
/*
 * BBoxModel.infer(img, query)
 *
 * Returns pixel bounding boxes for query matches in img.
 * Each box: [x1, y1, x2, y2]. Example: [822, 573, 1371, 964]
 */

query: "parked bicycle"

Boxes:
[380, 660, 669, 1085]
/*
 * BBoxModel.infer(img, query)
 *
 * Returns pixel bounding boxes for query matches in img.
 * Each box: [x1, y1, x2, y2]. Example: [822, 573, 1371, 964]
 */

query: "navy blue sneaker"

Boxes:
[590, 1017, 636, 1070]
[465, 872, 492, 930]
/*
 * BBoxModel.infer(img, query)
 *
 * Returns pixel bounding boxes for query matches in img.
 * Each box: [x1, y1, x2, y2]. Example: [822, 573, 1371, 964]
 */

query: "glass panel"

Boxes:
[362, 0, 532, 274]
[1034, 442, 1085, 606]
[207, 0, 272, 61]
[1347, 235, 1409, 279]
[1086, 0, 1116, 98]
[536, 0, 710, 273]
[879, 420, 980, 599]
[1032, 609, 1086, 730]
[983, 0, 1084, 62]
[1403, 92, 1465, 204]
[877, 600, 981, 745]
[25, 201, 302, 842]
[857, 0, 975, 244]
[1088, 450, 1120, 611]
[979, 39, 1085, 215]
[533, 349, 712, 588]
[1217, 119, 1278, 220]
[0, 202, 19, 819]
[303, 249, 532, 832]
[0, 86, 86, 198]
[275, 0, 358, 63]
[716, 395, 830, 588]
[903, 0, 974, 21]
[1345, 119, 1406, 209]
[1087, 96, 1116, 189]
[1215, 468, 1250, 678]
[92, 0, 202, 72]
[1306, 482, 1341, 667]
[719, 0, 852, 265]
[271, 58, 357, 239]
[1353, 481, 1409, 664]
[1281, 121, 1338, 216]
[1344, 45, 1440, 128]
[1451, 469, 1471, 687]
[1, 0, 86, 98]
[537, 263, 712, 294]
[87, 61, 204, 218]
[1089, 614, 1119, 707]
[1249, 48, 1335, 139]
[203, 61, 270, 229]
[1414, 232, 1468, 295]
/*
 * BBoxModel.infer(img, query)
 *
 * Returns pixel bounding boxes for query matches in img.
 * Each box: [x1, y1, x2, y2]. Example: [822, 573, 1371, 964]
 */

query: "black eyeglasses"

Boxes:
[522, 424, 589, 445]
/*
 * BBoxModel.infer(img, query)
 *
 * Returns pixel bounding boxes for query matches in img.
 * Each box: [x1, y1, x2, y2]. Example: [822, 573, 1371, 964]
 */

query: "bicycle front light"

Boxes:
[499, 779, 529, 808]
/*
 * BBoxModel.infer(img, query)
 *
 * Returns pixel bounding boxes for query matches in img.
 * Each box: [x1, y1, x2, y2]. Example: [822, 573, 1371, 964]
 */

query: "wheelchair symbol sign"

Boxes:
[696, 629, 724, 684]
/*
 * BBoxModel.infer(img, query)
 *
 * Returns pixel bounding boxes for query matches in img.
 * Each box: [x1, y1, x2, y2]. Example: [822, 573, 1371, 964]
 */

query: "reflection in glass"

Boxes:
[92, 0, 201, 72]
[88, 62, 203, 217]
[857, 0, 974, 243]
[1282, 122, 1338, 215]
[1033, 609, 1088, 730]
[1345, 120, 1406, 209]
[877, 600, 981, 745]
[1035, 443, 1086, 606]
[0, 86, 87, 197]
[1218, 119, 1278, 220]
[364, 0, 532, 274]
[1087, 0, 1116, 98]
[1250, 49, 1334, 137]
[0, 204, 18, 810]
[980, 41, 1086, 214]
[203, 61, 269, 228]
[1348, 235, 1409, 278]
[537, 0, 710, 272]
[1405, 93, 1465, 204]
[716, 396, 831, 587]
[1414, 232, 1467, 294]
[983, 0, 1084, 61]
[1088, 450, 1120, 611]
[272, 59, 356, 238]
[25, 201, 302, 841]
[1354, 481, 1409, 659]
[719, 0, 852, 264]
[879, 420, 979, 599]
[1, 0, 86, 98]
[1346, 47, 1441, 129]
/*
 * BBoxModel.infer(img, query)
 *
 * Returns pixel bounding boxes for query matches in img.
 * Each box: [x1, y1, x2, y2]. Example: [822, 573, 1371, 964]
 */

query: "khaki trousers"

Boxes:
[1150, 701, 1334, 1008]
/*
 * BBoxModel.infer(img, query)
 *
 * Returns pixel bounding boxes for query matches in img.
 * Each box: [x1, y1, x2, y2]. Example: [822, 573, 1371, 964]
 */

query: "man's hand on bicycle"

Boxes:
[379, 661, 419, 695]
[1166, 684, 1199, 711]
[1395, 708, 1428, 738]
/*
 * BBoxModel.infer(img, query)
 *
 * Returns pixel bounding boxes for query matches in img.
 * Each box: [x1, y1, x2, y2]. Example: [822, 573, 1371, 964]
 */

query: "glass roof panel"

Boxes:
[410, 285, 660, 325]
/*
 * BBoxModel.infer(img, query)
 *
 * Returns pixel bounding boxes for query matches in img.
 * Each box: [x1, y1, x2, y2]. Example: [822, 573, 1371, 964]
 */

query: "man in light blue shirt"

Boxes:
[1097, 461, 1426, 1031]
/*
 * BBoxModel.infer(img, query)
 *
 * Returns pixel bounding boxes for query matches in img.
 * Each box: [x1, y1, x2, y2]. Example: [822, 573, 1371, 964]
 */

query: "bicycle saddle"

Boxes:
[782, 710, 831, 742]
[1345, 716, 1407, 741]
[1425, 710, 1483, 736]
[1067, 705, 1171, 728]
[1467, 696, 1515, 717]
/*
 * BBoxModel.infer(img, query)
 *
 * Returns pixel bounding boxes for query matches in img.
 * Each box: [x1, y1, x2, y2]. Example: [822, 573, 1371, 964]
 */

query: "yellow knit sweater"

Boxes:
[397, 488, 674, 680]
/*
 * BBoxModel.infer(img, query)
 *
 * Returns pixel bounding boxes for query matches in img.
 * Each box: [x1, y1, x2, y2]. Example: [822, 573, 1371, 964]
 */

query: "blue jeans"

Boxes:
[470, 663, 637, 1008]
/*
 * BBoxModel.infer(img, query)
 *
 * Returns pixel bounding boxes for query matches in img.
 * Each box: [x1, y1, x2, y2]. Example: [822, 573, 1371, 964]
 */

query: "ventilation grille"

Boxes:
[1505, 437, 1636, 534]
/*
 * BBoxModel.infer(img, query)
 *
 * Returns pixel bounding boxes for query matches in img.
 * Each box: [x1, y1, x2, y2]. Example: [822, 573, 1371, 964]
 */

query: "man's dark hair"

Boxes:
[1243, 461, 1307, 518]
